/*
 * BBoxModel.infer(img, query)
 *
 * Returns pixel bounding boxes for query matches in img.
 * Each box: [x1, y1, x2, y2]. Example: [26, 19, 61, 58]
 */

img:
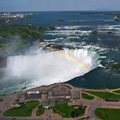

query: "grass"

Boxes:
[52, 84, 71, 90]
[53, 99, 74, 118]
[86, 91, 120, 99]
[36, 105, 45, 116]
[0, 98, 3, 102]
[85, 87, 120, 90]
[63, 85, 72, 89]
[82, 93, 94, 100]
[114, 90, 120, 94]
[52, 85, 59, 88]
[3, 101, 39, 117]
[71, 106, 86, 118]
[94, 108, 120, 120]
[53, 99, 85, 118]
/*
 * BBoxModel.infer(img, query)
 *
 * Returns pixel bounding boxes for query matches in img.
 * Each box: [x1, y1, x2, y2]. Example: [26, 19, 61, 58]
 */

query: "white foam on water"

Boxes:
[45, 30, 91, 36]
[44, 37, 64, 42]
[98, 25, 120, 31]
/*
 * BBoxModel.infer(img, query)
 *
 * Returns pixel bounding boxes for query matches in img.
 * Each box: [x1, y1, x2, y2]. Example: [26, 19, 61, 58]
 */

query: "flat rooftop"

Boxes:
[25, 91, 43, 100]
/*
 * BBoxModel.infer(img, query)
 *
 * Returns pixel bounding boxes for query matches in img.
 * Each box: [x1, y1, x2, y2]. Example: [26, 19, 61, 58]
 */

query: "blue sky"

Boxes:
[0, 0, 119, 12]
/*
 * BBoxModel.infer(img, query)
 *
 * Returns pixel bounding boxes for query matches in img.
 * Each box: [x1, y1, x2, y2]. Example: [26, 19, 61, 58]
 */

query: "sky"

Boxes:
[0, 0, 120, 12]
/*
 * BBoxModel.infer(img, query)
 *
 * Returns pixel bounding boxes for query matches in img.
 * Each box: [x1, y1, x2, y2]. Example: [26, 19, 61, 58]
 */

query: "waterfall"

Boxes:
[5, 49, 101, 86]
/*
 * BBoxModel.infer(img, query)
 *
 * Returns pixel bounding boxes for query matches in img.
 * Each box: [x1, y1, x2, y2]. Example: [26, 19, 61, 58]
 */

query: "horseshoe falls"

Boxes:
[5, 49, 100, 86]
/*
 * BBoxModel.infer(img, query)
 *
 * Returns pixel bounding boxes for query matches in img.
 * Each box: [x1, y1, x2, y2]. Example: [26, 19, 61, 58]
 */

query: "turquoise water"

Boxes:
[1, 12, 120, 94]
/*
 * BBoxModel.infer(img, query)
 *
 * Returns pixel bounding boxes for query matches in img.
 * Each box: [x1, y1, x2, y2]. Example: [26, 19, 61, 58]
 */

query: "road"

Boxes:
[1, 118, 28, 120]
[0, 118, 45, 120]
[87, 103, 102, 120]
[87, 102, 120, 120]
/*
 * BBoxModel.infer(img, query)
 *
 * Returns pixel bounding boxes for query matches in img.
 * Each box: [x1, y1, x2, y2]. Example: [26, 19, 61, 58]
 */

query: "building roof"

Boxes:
[25, 91, 43, 100]
[18, 102, 25, 105]
[105, 98, 120, 101]
[53, 87, 71, 96]
[43, 99, 55, 107]
[72, 91, 80, 99]
[27, 91, 40, 94]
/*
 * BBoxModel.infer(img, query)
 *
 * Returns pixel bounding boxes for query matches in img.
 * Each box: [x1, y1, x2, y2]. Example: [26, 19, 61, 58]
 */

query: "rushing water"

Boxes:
[1, 12, 120, 94]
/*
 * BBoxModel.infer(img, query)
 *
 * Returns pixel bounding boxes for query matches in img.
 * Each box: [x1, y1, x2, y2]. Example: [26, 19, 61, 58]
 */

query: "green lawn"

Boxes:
[85, 87, 120, 90]
[86, 91, 120, 99]
[63, 85, 72, 89]
[53, 99, 85, 118]
[114, 90, 120, 94]
[3, 101, 39, 117]
[36, 105, 45, 116]
[82, 93, 94, 100]
[0, 98, 3, 102]
[53, 100, 74, 118]
[95, 108, 120, 120]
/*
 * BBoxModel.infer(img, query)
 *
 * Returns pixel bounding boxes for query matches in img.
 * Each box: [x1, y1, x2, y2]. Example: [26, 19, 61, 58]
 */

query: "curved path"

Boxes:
[87, 102, 120, 120]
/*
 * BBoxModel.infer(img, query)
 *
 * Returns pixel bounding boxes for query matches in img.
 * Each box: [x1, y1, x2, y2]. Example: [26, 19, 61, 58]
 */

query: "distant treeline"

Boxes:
[0, 24, 56, 41]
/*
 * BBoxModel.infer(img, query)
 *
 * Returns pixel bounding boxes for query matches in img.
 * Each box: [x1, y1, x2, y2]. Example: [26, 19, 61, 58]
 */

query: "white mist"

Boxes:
[5, 49, 100, 87]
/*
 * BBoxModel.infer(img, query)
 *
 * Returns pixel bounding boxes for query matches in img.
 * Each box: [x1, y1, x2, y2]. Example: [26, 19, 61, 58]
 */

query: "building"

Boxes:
[45, 86, 71, 100]
[43, 99, 55, 109]
[52, 87, 71, 99]
[105, 98, 120, 102]
[25, 91, 43, 101]
[72, 91, 80, 99]
[18, 102, 25, 106]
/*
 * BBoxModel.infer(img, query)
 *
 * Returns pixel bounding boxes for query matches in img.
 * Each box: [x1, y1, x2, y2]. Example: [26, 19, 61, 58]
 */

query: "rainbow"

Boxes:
[7, 34, 91, 72]
[6, 34, 22, 40]
[50, 48, 91, 72]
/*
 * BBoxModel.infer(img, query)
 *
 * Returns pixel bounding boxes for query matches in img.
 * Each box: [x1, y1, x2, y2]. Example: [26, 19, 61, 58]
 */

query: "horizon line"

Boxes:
[1, 10, 120, 13]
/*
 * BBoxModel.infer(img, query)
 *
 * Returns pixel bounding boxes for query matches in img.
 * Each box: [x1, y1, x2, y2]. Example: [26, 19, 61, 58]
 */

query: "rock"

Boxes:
[0, 56, 7, 68]
[45, 44, 63, 50]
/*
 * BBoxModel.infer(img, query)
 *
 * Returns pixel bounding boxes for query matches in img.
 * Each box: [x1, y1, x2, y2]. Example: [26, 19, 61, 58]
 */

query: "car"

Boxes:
[12, 118, 16, 120]
[86, 116, 90, 119]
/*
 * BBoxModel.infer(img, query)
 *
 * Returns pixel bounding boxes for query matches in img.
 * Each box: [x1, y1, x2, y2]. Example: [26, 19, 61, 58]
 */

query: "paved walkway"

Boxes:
[31, 102, 42, 117]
